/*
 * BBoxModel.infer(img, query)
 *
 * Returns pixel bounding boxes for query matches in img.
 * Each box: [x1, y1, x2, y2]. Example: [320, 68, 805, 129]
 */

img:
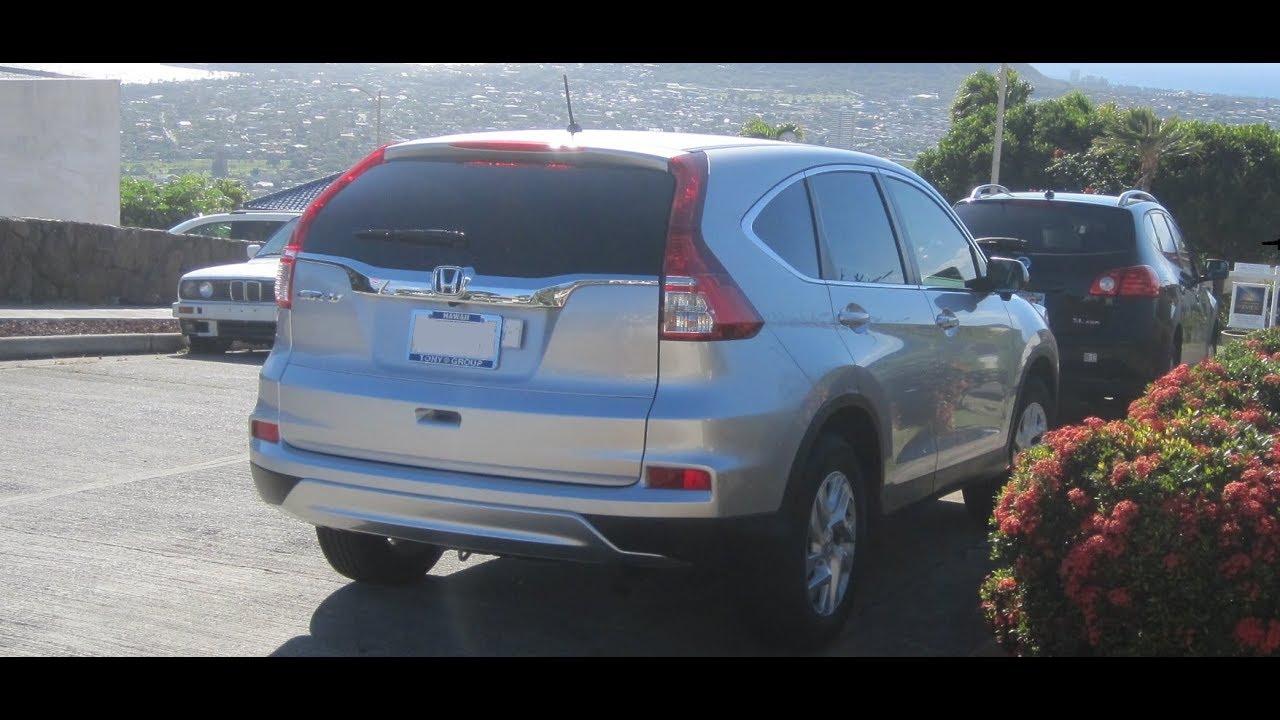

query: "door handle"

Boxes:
[935, 313, 959, 330]
[838, 310, 871, 329]
[416, 408, 461, 427]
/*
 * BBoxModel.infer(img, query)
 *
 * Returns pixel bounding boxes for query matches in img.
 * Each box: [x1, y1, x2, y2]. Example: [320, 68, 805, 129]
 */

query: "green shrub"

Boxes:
[980, 327, 1280, 656]
[120, 175, 249, 230]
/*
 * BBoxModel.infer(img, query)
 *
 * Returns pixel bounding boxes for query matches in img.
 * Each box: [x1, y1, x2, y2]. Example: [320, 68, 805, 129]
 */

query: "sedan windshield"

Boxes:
[255, 217, 300, 257]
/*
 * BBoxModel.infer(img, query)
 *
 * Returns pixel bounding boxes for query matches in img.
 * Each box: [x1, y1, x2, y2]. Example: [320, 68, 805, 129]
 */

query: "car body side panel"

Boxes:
[925, 289, 1020, 486]
[697, 149, 943, 513]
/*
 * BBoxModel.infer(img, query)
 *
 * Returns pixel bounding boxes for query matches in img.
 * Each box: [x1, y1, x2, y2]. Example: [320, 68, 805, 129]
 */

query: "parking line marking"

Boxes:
[0, 455, 246, 508]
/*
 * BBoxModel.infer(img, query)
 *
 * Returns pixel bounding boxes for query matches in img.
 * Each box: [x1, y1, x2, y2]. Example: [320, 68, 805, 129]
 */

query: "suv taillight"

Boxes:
[660, 153, 763, 341]
[1089, 265, 1161, 298]
[276, 144, 389, 309]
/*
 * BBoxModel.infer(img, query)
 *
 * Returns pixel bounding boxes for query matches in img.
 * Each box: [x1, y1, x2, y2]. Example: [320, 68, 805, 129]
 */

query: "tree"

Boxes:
[120, 174, 250, 230]
[916, 69, 1041, 201]
[1153, 120, 1280, 264]
[950, 68, 1033, 124]
[739, 117, 804, 142]
[1093, 106, 1199, 191]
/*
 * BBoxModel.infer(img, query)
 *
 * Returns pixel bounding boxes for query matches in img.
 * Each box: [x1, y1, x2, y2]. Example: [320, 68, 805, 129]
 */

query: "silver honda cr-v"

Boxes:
[249, 129, 1059, 650]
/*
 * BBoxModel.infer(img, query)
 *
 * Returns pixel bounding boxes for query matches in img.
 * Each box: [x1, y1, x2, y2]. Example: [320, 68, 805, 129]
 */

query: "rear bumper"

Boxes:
[250, 441, 783, 568]
[1056, 333, 1166, 399]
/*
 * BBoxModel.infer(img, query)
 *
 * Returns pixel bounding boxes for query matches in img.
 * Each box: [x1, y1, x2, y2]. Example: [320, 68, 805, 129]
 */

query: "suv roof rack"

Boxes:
[1118, 189, 1158, 207]
[969, 184, 1013, 199]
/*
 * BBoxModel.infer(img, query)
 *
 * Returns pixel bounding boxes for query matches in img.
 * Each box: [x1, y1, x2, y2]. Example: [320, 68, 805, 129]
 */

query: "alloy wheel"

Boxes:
[806, 471, 858, 617]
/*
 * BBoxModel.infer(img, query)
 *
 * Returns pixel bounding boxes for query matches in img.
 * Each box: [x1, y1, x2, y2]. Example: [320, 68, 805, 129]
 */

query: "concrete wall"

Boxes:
[0, 78, 121, 226]
[0, 217, 249, 305]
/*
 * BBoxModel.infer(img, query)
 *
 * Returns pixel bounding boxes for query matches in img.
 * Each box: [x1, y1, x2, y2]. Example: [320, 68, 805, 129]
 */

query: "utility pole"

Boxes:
[991, 63, 1009, 185]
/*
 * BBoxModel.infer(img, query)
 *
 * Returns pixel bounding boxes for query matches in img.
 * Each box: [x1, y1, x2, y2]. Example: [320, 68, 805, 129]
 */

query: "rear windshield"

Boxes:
[302, 159, 676, 278]
[953, 200, 1135, 254]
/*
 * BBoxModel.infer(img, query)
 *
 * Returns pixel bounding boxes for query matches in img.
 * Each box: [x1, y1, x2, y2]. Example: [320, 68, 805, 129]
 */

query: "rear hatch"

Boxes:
[276, 144, 677, 486]
[955, 199, 1140, 338]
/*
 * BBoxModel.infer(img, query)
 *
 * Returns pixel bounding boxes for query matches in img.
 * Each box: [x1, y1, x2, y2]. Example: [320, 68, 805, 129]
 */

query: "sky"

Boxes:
[1031, 63, 1280, 100]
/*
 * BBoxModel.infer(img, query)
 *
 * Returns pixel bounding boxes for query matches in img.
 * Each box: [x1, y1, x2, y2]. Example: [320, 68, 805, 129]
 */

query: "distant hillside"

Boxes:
[567, 62, 1070, 95]
[128, 63, 1279, 194]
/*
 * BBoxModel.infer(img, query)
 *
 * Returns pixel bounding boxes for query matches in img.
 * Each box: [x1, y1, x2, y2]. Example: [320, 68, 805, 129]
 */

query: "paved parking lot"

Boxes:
[0, 350, 1000, 656]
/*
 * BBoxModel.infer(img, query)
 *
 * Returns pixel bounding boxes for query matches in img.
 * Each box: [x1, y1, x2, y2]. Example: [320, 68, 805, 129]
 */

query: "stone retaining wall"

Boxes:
[0, 216, 248, 305]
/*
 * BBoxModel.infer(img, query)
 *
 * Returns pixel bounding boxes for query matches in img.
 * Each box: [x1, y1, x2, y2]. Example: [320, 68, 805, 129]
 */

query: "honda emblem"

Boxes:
[432, 266, 466, 296]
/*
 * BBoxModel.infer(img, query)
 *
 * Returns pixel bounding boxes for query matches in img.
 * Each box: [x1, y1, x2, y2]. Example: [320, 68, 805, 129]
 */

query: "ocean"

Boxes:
[0, 63, 238, 84]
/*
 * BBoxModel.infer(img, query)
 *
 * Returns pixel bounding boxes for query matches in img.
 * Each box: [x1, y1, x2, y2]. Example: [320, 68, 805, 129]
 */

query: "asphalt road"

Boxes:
[0, 350, 1000, 656]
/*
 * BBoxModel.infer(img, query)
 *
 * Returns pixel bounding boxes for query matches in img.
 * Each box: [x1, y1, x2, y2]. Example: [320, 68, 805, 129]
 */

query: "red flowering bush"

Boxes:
[980, 328, 1280, 656]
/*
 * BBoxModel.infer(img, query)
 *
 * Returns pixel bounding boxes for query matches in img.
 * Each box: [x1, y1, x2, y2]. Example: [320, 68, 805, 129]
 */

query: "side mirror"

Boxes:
[966, 256, 1028, 298]
[246, 243, 261, 260]
[1201, 258, 1229, 282]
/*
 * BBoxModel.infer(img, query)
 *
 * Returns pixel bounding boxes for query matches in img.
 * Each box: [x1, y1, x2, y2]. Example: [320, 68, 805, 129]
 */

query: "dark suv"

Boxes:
[953, 185, 1229, 421]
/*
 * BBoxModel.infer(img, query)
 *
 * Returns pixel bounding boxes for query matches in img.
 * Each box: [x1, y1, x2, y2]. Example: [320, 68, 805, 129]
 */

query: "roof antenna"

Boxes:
[563, 74, 582, 135]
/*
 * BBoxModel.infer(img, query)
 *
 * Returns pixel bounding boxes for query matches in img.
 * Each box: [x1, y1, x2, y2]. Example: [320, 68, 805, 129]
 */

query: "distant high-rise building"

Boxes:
[831, 108, 857, 150]
[1070, 68, 1081, 83]
[211, 150, 229, 178]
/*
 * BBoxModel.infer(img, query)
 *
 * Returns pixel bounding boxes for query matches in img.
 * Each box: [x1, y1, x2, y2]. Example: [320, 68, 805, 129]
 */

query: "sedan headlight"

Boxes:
[198, 281, 214, 299]
[179, 280, 197, 298]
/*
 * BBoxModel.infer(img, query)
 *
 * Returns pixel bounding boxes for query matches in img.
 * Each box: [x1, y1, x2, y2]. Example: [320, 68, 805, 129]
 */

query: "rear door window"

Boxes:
[1147, 212, 1180, 266]
[302, 159, 676, 278]
[808, 170, 906, 284]
[1155, 212, 1196, 276]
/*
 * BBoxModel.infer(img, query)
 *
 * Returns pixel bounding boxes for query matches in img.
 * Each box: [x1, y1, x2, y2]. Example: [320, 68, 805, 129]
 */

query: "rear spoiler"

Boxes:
[385, 139, 672, 171]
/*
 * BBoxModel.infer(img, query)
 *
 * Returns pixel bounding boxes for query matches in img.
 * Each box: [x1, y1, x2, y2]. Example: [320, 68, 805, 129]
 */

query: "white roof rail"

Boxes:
[970, 184, 1013, 199]
[1118, 189, 1158, 207]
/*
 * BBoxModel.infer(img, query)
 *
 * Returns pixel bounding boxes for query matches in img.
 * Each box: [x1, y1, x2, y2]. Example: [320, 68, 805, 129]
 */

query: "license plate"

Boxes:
[1018, 291, 1046, 306]
[408, 310, 502, 369]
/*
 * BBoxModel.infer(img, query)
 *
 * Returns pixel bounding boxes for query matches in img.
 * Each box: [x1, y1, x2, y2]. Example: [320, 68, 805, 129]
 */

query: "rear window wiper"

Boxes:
[354, 228, 468, 248]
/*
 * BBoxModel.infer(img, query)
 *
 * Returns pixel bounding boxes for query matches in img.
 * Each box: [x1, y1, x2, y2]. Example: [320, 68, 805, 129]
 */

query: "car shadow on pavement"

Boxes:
[271, 495, 998, 657]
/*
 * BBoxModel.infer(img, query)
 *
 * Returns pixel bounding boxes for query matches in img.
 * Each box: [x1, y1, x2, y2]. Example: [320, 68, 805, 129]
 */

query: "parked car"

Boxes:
[247, 130, 1059, 649]
[173, 215, 298, 353]
[953, 185, 1229, 421]
[168, 210, 298, 243]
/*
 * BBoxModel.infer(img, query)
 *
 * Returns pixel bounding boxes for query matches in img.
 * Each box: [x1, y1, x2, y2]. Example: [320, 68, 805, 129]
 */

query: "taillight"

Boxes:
[1089, 265, 1161, 298]
[660, 153, 763, 341]
[646, 466, 712, 491]
[251, 420, 280, 443]
[274, 246, 298, 309]
[462, 161, 572, 169]
[276, 144, 389, 309]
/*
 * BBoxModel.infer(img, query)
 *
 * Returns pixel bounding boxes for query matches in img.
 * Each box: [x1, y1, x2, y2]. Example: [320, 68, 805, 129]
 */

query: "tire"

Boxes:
[746, 434, 868, 651]
[315, 526, 444, 586]
[963, 377, 1053, 525]
[187, 336, 231, 354]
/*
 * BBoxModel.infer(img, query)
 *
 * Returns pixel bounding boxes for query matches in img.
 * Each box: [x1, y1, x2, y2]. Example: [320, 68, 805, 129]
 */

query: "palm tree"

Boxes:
[739, 117, 804, 142]
[1092, 106, 1199, 191]
[950, 68, 1033, 123]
